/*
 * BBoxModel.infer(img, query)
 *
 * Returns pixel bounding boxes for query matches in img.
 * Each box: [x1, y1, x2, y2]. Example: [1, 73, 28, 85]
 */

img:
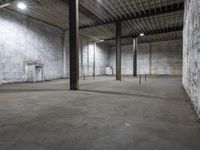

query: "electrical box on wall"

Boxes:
[24, 61, 44, 83]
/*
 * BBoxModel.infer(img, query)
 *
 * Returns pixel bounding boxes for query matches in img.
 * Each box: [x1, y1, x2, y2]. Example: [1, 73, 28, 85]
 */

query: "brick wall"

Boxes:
[0, 9, 64, 84]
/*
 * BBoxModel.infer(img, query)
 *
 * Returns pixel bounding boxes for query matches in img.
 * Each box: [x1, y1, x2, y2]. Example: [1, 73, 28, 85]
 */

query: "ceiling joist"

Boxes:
[104, 26, 183, 41]
[1, 0, 184, 46]
[0, 0, 14, 8]
[80, 2, 184, 29]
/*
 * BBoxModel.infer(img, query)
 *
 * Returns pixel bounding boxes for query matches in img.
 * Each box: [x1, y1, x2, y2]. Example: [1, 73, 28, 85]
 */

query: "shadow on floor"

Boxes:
[0, 88, 185, 102]
[80, 89, 184, 102]
[0, 88, 68, 93]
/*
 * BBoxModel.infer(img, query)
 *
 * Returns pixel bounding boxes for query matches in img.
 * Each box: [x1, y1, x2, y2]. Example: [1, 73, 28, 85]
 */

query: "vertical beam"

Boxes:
[80, 40, 84, 76]
[63, 31, 68, 78]
[0, 45, 2, 85]
[87, 42, 90, 76]
[133, 38, 138, 77]
[93, 43, 96, 79]
[116, 21, 122, 80]
[69, 0, 79, 90]
[149, 43, 152, 75]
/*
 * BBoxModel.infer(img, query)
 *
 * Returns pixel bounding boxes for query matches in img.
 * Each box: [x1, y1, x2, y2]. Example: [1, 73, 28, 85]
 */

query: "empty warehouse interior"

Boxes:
[0, 0, 200, 150]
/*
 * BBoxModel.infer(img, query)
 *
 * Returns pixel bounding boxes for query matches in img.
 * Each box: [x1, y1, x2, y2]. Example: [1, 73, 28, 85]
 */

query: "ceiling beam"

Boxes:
[91, 1, 114, 21]
[0, 0, 14, 8]
[6, 8, 65, 30]
[104, 26, 183, 41]
[79, 4, 104, 23]
[63, 0, 104, 23]
[80, 2, 184, 29]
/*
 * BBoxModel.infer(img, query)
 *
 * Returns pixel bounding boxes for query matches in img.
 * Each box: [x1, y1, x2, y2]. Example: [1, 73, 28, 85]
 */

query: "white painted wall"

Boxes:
[63, 31, 110, 78]
[109, 40, 182, 75]
[0, 49, 3, 85]
[151, 40, 182, 75]
[137, 44, 150, 74]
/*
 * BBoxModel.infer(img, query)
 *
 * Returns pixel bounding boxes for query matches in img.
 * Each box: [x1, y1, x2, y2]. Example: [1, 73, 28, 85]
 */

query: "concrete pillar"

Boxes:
[133, 38, 138, 77]
[69, 0, 79, 90]
[116, 21, 122, 80]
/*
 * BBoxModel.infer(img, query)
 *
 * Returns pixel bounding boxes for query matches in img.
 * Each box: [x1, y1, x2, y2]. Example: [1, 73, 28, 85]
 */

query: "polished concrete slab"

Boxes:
[0, 76, 200, 150]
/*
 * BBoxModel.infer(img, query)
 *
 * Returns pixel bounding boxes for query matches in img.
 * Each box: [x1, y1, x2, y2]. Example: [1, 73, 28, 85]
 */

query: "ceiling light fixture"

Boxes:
[96, 39, 104, 43]
[17, 2, 27, 10]
[140, 33, 145, 36]
[99, 39, 104, 42]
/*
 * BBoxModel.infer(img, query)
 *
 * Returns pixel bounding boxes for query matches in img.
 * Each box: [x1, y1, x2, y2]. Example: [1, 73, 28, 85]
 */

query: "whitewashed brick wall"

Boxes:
[0, 9, 64, 84]
[183, 0, 200, 117]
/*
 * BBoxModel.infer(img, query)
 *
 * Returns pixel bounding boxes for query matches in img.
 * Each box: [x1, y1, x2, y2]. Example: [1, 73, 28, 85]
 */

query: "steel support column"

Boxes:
[133, 38, 138, 77]
[69, 0, 79, 90]
[116, 21, 121, 80]
[93, 43, 96, 79]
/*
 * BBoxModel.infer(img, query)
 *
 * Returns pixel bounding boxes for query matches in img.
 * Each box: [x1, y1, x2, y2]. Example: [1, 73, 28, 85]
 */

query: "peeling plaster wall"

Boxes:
[63, 31, 110, 78]
[0, 9, 64, 84]
[109, 40, 182, 75]
[183, 0, 200, 117]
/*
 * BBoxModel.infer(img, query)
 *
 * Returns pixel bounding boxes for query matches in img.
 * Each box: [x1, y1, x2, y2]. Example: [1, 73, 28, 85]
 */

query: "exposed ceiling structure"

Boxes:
[1, 0, 184, 46]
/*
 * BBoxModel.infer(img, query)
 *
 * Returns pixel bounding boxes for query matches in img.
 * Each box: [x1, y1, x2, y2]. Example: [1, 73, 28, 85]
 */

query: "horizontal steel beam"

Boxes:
[0, 0, 14, 8]
[80, 2, 184, 29]
[104, 26, 183, 41]
[63, 0, 103, 23]
[0, 0, 14, 5]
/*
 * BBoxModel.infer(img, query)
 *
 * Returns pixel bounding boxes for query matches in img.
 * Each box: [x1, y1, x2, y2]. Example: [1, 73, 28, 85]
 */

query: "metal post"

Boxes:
[80, 39, 84, 79]
[149, 43, 152, 75]
[69, 0, 79, 90]
[83, 73, 86, 80]
[139, 75, 141, 85]
[116, 21, 122, 81]
[111, 67, 114, 75]
[87, 42, 90, 77]
[145, 74, 147, 81]
[133, 38, 138, 77]
[93, 43, 96, 79]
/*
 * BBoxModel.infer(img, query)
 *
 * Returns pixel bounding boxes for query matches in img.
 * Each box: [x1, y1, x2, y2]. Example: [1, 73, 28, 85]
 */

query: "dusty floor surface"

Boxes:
[0, 76, 200, 150]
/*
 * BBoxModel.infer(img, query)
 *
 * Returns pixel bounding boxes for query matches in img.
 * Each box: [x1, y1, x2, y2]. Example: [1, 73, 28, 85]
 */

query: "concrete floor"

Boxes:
[0, 76, 200, 150]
